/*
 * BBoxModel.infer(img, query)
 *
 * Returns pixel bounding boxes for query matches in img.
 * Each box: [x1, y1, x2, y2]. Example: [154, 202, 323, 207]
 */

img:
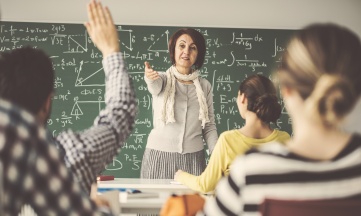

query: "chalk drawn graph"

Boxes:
[148, 30, 169, 53]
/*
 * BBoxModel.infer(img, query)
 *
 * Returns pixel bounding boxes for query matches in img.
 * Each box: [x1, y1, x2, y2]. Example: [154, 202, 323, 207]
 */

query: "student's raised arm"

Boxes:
[55, 0, 137, 194]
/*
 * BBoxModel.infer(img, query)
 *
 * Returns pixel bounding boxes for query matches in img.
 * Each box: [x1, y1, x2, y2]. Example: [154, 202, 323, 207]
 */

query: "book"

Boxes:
[97, 175, 114, 181]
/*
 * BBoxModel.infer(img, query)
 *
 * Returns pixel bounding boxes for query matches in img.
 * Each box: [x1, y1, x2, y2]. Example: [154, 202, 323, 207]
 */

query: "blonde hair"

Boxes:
[279, 23, 361, 128]
[304, 74, 355, 128]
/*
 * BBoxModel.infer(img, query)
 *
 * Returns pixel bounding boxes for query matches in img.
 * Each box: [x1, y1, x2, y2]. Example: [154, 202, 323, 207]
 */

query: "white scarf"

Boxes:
[161, 65, 210, 128]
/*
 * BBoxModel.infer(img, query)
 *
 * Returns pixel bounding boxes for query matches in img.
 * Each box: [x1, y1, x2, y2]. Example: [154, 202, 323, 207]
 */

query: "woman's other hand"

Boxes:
[174, 170, 184, 181]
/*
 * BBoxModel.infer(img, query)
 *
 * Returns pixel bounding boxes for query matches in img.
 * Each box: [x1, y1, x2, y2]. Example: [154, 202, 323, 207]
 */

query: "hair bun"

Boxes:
[305, 74, 356, 127]
[253, 94, 281, 123]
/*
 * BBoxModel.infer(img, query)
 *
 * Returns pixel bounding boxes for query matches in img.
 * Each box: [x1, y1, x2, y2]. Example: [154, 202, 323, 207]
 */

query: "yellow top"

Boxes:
[176, 129, 290, 193]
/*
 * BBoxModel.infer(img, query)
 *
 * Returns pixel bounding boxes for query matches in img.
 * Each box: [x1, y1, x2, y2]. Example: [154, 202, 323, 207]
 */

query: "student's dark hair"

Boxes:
[239, 74, 281, 124]
[0, 46, 54, 114]
[279, 23, 361, 128]
[168, 28, 206, 70]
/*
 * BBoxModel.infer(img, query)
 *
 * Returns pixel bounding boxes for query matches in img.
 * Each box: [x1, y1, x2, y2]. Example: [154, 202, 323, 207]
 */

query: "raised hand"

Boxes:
[84, 0, 119, 58]
[144, 61, 160, 80]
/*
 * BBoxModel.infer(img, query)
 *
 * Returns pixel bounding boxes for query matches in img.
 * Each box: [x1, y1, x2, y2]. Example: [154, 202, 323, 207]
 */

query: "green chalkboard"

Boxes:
[0, 21, 295, 178]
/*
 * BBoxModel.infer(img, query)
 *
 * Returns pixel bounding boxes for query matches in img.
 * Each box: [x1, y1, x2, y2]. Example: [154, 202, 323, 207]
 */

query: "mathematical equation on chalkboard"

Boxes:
[0, 22, 294, 177]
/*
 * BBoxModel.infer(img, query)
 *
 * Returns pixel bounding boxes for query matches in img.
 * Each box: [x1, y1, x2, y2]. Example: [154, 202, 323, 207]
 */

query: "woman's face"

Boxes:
[174, 34, 198, 69]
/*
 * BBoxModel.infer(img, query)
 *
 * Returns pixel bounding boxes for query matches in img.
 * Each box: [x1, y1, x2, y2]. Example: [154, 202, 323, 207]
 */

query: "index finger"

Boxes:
[87, 1, 96, 25]
[144, 61, 150, 69]
[104, 6, 115, 25]
[95, 1, 107, 25]
[90, 0, 101, 25]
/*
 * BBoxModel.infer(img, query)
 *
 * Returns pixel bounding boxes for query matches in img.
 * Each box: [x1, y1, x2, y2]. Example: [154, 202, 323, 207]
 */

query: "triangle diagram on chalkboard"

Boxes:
[148, 30, 169, 52]
[71, 102, 83, 116]
[64, 32, 88, 53]
[118, 28, 134, 51]
[75, 61, 105, 87]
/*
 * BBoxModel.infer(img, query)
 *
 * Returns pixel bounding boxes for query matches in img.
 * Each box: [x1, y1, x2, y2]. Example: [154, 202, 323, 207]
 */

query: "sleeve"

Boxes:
[144, 71, 167, 95]
[55, 52, 137, 194]
[12, 127, 112, 215]
[202, 156, 246, 216]
[202, 80, 218, 153]
[177, 133, 228, 193]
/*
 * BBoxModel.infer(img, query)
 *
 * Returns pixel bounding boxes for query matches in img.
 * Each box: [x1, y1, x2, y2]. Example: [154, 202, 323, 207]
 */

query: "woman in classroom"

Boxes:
[201, 23, 361, 215]
[174, 74, 290, 193]
[140, 28, 218, 179]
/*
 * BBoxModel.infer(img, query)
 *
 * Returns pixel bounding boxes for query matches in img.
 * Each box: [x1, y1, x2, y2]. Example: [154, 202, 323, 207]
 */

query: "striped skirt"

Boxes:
[140, 148, 206, 179]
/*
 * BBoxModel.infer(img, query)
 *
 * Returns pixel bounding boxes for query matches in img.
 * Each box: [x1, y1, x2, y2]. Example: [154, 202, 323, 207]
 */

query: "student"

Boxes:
[141, 28, 218, 179]
[174, 74, 290, 193]
[202, 23, 361, 215]
[0, 99, 115, 215]
[0, 0, 136, 195]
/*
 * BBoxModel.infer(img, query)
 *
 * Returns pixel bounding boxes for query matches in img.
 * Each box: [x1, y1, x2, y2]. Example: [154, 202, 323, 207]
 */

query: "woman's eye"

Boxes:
[190, 46, 197, 50]
[179, 44, 185, 48]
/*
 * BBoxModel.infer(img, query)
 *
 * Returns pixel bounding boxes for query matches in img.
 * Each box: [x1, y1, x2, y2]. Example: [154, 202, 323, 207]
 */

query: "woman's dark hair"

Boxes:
[239, 74, 281, 124]
[168, 28, 206, 70]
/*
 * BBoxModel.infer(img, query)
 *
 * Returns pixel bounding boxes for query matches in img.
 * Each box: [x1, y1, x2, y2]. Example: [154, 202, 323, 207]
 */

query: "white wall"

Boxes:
[1, 0, 361, 36]
[1, 0, 361, 132]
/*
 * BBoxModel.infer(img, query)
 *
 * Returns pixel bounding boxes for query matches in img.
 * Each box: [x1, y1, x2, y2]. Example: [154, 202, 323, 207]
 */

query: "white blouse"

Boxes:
[144, 72, 218, 154]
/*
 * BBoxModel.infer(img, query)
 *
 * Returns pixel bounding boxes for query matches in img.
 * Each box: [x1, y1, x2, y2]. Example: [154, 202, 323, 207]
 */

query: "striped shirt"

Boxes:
[203, 134, 361, 216]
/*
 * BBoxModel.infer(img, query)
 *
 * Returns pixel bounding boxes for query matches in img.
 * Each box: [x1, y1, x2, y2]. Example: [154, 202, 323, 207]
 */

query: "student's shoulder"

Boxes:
[0, 99, 54, 153]
[217, 130, 239, 146]
[219, 130, 238, 138]
[0, 99, 36, 127]
[246, 140, 289, 157]
[274, 130, 291, 140]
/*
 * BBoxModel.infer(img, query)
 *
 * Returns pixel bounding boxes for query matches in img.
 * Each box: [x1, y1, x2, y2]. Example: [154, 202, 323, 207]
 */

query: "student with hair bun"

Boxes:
[202, 23, 361, 216]
[174, 74, 290, 193]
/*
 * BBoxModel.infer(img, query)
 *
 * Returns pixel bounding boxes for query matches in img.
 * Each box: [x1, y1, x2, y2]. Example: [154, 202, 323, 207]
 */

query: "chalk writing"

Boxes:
[0, 22, 294, 178]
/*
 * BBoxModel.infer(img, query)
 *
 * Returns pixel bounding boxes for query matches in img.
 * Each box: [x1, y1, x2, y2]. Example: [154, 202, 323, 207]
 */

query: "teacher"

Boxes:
[141, 28, 218, 179]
